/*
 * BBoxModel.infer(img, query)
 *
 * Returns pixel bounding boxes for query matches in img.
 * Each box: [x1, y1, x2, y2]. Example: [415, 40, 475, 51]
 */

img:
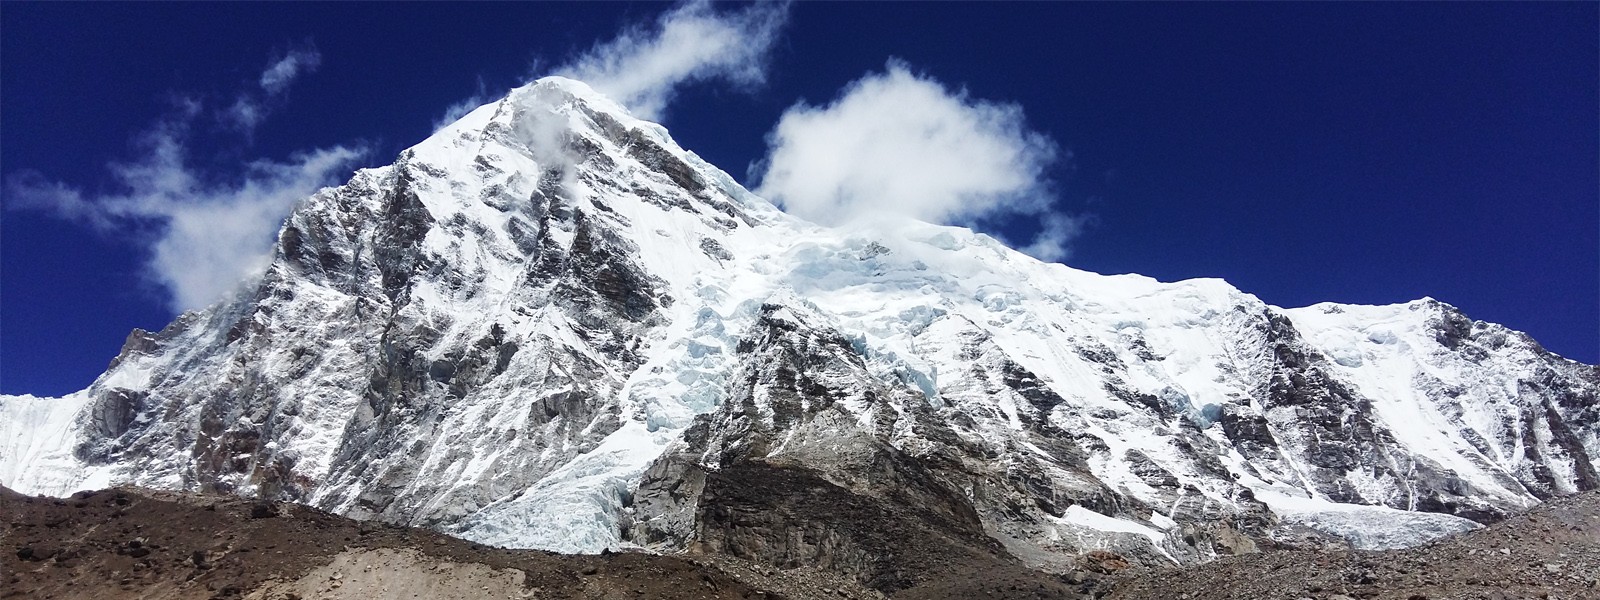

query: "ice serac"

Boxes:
[2, 77, 1596, 574]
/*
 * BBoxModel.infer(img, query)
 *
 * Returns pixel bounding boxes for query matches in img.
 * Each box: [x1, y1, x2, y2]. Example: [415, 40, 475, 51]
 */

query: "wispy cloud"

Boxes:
[6, 47, 362, 312]
[224, 96, 269, 133]
[224, 46, 322, 134]
[754, 60, 1083, 261]
[259, 48, 321, 94]
[1019, 213, 1088, 262]
[556, 0, 788, 120]
[433, 76, 495, 131]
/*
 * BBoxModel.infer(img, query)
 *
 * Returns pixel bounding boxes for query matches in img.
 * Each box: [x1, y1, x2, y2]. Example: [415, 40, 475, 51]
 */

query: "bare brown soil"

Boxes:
[689, 463, 1088, 599]
[5, 483, 1597, 600]
[0, 485, 856, 600]
[1104, 490, 1600, 600]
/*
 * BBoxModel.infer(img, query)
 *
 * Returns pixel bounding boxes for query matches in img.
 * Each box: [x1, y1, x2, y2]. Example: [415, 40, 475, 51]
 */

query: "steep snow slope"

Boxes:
[2, 78, 1595, 566]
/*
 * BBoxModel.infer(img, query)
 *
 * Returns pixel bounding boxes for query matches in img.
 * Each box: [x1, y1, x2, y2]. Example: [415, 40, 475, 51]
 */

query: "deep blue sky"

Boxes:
[3, 3, 1596, 396]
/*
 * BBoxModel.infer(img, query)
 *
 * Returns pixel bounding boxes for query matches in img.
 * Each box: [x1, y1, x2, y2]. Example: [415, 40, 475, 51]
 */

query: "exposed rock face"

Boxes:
[2, 77, 1596, 577]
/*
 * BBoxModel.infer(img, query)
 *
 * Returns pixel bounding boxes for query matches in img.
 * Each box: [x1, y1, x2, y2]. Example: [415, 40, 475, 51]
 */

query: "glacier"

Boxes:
[2, 77, 1595, 568]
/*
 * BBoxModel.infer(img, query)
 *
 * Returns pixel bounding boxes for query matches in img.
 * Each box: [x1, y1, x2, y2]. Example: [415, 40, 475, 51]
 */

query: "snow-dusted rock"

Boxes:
[3, 77, 1595, 567]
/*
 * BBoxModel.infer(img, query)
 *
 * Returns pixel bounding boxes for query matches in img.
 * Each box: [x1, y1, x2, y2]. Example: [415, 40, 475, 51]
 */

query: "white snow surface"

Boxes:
[0, 394, 109, 496]
[2, 77, 1594, 561]
[1057, 505, 1178, 563]
[1253, 488, 1481, 550]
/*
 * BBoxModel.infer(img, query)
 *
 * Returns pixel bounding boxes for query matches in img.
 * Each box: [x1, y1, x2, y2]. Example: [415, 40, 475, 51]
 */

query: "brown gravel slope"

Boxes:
[1105, 490, 1600, 600]
[689, 463, 1088, 600]
[7, 484, 1598, 600]
[0, 485, 869, 600]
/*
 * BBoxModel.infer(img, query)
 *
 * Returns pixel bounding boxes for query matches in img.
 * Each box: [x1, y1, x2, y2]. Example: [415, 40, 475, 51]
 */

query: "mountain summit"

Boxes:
[4, 78, 1596, 575]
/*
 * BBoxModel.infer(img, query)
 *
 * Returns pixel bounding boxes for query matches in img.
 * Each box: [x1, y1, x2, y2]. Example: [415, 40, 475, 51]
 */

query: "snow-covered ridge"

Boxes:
[2, 77, 1595, 566]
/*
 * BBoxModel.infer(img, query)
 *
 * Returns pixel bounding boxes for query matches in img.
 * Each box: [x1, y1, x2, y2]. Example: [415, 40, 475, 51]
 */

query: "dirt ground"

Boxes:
[1103, 490, 1600, 600]
[0, 485, 861, 600]
[5, 484, 1597, 600]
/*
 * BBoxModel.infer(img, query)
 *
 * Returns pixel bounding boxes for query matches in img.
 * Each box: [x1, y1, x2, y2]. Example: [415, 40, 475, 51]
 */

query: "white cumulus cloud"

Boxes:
[754, 61, 1082, 261]
[556, 0, 788, 120]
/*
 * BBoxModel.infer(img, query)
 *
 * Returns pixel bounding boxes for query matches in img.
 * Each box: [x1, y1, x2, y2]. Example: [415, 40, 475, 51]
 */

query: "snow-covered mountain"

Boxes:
[4, 78, 1596, 570]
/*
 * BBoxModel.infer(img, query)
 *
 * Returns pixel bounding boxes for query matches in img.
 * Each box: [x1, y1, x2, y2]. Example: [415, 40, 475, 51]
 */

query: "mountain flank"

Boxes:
[3, 76, 1597, 590]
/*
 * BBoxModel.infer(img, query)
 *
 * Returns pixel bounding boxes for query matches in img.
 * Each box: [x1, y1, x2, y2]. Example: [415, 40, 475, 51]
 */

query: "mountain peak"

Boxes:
[423, 76, 647, 154]
[2, 70, 1596, 574]
[524, 75, 620, 107]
